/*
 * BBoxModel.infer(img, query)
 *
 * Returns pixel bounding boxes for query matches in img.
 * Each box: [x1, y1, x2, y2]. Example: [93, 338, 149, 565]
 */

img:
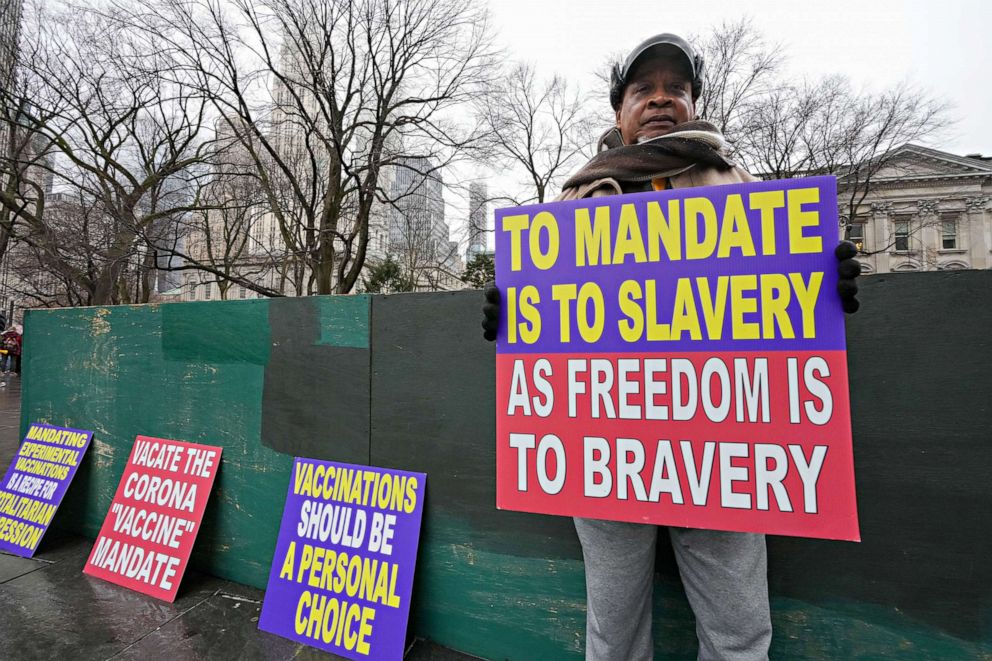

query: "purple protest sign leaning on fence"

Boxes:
[259, 458, 426, 661]
[0, 423, 93, 557]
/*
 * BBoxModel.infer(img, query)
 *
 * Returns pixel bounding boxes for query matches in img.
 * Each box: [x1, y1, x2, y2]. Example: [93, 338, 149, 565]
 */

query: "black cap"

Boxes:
[621, 33, 697, 82]
[610, 33, 703, 110]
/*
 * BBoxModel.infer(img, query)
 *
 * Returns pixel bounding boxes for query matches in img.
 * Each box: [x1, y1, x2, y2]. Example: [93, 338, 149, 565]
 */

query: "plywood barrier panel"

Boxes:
[17, 273, 992, 659]
[368, 277, 992, 659]
[20, 295, 372, 588]
[767, 270, 992, 652]
[369, 291, 594, 659]
[261, 296, 371, 463]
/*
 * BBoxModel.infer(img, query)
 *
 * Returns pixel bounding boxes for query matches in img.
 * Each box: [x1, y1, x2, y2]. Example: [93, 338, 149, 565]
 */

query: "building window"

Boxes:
[848, 223, 865, 252]
[252, 218, 263, 246]
[239, 285, 247, 299]
[204, 283, 212, 300]
[893, 220, 910, 251]
[941, 218, 957, 249]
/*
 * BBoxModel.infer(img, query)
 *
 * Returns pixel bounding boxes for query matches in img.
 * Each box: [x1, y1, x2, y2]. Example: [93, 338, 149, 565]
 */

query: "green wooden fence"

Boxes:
[21, 273, 992, 659]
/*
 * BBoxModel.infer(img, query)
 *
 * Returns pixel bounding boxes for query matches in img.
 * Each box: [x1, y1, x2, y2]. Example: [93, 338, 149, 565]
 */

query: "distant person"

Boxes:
[0, 325, 21, 387]
[12, 324, 21, 375]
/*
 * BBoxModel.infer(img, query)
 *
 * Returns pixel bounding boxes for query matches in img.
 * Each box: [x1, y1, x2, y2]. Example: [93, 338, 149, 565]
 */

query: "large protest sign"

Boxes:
[259, 459, 426, 661]
[0, 423, 93, 557]
[495, 176, 859, 541]
[84, 436, 222, 601]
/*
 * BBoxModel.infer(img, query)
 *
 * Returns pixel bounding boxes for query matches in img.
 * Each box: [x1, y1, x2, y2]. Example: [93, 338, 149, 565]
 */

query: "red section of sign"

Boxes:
[496, 351, 859, 541]
[83, 436, 222, 601]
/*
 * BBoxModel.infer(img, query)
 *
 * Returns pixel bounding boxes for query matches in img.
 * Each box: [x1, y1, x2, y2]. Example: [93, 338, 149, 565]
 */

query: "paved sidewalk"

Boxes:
[0, 378, 480, 661]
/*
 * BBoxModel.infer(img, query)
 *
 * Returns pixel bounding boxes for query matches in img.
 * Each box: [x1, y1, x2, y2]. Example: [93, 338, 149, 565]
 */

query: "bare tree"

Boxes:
[2, 191, 106, 308]
[694, 18, 782, 140]
[733, 74, 951, 251]
[147, 123, 292, 300]
[125, 0, 496, 295]
[179, 166, 272, 300]
[0, 1, 218, 305]
[477, 63, 596, 205]
[734, 76, 847, 179]
[826, 82, 951, 243]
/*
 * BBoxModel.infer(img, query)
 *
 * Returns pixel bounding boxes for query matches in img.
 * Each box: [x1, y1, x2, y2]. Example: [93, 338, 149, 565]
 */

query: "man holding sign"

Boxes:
[483, 33, 861, 661]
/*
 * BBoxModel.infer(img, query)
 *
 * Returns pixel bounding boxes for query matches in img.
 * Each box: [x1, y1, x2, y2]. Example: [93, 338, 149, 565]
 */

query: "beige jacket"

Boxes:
[556, 163, 758, 202]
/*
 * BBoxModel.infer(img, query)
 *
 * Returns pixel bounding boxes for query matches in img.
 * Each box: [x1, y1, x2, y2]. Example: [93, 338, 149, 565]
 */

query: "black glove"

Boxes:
[835, 241, 862, 314]
[482, 281, 500, 341]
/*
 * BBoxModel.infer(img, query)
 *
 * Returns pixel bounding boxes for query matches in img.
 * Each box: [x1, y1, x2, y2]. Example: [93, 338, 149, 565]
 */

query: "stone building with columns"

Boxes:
[838, 144, 992, 274]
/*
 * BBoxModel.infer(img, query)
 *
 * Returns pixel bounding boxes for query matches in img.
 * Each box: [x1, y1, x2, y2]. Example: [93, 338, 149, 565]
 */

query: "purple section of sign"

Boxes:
[258, 458, 426, 661]
[0, 423, 93, 558]
[495, 176, 843, 354]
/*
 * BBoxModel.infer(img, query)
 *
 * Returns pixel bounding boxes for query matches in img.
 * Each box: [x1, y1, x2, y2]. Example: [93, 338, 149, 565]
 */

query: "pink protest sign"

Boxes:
[495, 176, 859, 541]
[84, 436, 222, 601]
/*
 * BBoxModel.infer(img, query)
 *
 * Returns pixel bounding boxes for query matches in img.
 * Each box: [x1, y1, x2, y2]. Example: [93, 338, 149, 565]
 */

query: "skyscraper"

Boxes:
[389, 156, 445, 254]
[388, 156, 462, 289]
[466, 181, 489, 262]
[0, 0, 21, 104]
[0, 0, 23, 320]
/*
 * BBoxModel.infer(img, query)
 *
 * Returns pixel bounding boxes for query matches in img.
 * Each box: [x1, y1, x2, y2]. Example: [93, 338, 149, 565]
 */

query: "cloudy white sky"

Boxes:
[454, 0, 989, 248]
[485, 0, 989, 156]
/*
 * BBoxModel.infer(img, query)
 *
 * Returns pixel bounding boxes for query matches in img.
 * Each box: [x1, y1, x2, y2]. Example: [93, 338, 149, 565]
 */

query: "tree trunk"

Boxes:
[92, 244, 133, 305]
[315, 245, 335, 294]
[139, 247, 156, 303]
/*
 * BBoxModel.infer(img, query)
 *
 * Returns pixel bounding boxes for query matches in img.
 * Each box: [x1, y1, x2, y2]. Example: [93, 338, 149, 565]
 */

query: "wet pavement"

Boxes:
[0, 377, 481, 661]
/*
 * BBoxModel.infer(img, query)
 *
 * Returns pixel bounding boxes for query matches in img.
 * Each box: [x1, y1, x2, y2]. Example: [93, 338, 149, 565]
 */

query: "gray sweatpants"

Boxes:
[574, 517, 771, 661]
